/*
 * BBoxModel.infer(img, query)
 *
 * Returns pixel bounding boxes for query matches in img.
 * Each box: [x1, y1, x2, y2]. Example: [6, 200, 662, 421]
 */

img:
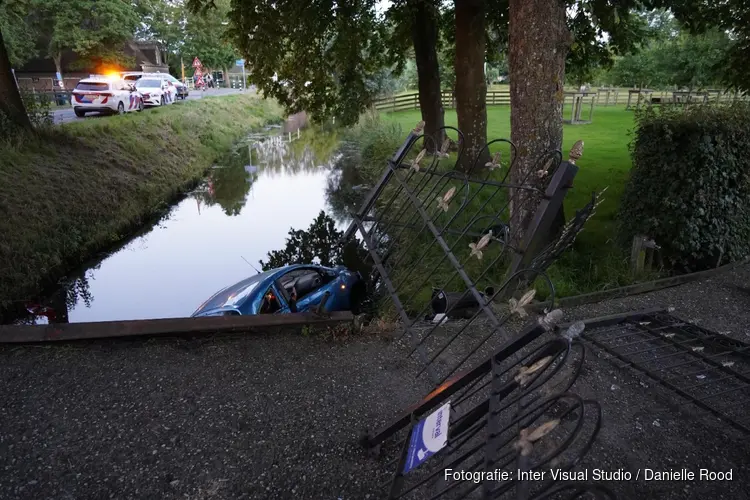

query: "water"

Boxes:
[14, 121, 346, 324]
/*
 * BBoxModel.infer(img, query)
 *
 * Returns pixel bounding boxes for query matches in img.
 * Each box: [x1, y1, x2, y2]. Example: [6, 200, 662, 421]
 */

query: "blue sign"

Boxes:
[403, 403, 450, 474]
[235, 59, 245, 67]
[55, 72, 62, 81]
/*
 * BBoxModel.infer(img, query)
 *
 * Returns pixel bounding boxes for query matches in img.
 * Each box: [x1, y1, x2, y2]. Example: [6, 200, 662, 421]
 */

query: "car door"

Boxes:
[275, 268, 328, 313]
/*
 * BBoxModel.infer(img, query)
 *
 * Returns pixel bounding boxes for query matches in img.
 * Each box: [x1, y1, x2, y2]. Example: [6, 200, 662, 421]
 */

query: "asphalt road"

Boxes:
[53, 87, 246, 124]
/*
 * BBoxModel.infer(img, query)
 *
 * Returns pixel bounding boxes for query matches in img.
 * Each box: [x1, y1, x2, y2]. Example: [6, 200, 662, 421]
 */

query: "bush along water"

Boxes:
[618, 103, 750, 272]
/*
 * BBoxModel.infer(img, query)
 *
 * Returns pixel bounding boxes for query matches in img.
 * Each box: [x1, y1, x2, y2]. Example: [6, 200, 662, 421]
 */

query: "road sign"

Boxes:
[403, 402, 450, 474]
[192, 57, 202, 69]
[235, 59, 245, 67]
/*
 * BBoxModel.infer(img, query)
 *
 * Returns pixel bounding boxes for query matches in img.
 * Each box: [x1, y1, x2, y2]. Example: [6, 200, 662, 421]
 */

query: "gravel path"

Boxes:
[1, 264, 749, 499]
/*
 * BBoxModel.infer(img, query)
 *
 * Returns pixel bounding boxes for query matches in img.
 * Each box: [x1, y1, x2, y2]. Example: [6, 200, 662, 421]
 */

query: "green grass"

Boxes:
[379, 105, 646, 298]
[0, 95, 283, 313]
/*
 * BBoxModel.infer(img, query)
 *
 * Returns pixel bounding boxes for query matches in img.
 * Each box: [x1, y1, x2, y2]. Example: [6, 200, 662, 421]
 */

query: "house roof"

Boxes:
[14, 41, 168, 74]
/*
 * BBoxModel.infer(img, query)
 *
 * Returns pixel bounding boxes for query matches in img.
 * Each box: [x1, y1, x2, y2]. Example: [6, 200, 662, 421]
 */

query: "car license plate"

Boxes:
[85, 94, 97, 100]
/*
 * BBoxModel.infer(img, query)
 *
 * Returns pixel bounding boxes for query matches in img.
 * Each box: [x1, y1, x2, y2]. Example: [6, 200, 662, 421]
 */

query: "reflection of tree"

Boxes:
[2, 271, 94, 325]
[211, 165, 257, 216]
[259, 210, 371, 279]
[252, 127, 339, 177]
[325, 141, 371, 224]
[191, 142, 258, 216]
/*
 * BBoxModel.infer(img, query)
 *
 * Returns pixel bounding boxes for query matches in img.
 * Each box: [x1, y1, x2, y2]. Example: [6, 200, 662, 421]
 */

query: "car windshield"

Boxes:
[136, 79, 161, 88]
[76, 82, 109, 91]
[191, 269, 280, 315]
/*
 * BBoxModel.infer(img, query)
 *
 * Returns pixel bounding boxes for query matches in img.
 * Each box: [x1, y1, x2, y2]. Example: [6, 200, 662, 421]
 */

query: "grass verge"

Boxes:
[0, 95, 283, 314]
[341, 106, 652, 302]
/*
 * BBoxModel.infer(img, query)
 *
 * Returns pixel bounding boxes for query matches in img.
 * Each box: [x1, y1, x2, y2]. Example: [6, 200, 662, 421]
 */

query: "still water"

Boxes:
[17, 121, 349, 324]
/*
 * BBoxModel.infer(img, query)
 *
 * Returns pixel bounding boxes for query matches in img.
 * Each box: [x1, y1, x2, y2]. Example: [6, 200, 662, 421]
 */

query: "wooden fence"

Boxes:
[373, 88, 748, 112]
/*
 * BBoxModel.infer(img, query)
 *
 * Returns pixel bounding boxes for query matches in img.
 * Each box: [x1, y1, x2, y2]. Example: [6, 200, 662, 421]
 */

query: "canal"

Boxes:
[12, 116, 358, 324]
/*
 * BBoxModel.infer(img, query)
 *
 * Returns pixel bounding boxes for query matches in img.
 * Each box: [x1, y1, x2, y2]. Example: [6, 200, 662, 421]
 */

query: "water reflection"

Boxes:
[3, 123, 346, 324]
[325, 141, 372, 225]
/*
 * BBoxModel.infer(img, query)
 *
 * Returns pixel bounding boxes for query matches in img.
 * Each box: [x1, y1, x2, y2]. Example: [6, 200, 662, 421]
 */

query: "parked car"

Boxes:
[123, 72, 189, 100]
[71, 77, 143, 117]
[191, 264, 366, 317]
[134, 77, 176, 107]
[162, 74, 189, 99]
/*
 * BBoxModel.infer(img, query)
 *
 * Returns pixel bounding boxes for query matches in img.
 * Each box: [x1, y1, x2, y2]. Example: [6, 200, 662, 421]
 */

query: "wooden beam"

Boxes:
[0, 311, 354, 344]
[530, 257, 750, 313]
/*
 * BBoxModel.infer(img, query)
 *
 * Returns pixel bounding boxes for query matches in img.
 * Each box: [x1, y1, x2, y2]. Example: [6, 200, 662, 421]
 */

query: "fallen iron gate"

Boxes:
[342, 121, 603, 387]
[343, 122, 610, 499]
[579, 309, 750, 436]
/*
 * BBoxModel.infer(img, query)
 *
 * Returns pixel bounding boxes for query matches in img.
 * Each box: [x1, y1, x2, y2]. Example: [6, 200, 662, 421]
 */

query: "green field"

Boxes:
[380, 105, 641, 297]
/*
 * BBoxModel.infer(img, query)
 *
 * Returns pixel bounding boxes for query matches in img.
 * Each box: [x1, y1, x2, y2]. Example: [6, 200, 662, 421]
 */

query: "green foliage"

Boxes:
[608, 23, 731, 89]
[0, 88, 53, 138]
[0, 0, 37, 66]
[618, 104, 750, 272]
[181, 0, 237, 71]
[649, 0, 750, 92]
[33, 0, 139, 70]
[188, 0, 390, 126]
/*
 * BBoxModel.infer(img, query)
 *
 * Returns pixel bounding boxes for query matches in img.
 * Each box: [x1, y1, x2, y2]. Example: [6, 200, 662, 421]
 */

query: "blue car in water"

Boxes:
[191, 264, 366, 317]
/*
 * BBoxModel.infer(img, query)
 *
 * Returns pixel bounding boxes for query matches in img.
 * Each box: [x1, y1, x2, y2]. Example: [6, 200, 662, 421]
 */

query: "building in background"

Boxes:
[13, 41, 170, 92]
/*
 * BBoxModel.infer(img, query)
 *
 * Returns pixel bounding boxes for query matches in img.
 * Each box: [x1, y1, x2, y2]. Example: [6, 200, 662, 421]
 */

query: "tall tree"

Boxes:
[0, 0, 37, 67]
[34, 0, 139, 84]
[455, 0, 489, 171]
[506, 0, 570, 237]
[649, 0, 750, 93]
[181, 0, 237, 73]
[0, 20, 31, 130]
[386, 0, 446, 151]
[188, 0, 390, 125]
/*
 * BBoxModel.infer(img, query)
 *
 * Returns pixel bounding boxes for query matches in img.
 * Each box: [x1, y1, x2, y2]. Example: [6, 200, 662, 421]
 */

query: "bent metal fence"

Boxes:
[342, 122, 610, 498]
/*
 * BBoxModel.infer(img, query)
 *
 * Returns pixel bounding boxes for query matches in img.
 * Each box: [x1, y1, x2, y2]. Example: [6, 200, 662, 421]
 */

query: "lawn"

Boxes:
[379, 105, 640, 297]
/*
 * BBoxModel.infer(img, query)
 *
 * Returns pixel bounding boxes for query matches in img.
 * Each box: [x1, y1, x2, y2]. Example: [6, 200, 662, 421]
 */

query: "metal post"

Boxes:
[241, 63, 246, 91]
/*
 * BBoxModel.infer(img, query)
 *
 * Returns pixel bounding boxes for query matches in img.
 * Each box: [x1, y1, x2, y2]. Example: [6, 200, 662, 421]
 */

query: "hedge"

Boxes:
[618, 103, 750, 272]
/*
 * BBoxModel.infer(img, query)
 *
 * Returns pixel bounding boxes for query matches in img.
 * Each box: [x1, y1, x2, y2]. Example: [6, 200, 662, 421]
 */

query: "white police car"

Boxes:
[71, 76, 144, 117]
[134, 76, 177, 107]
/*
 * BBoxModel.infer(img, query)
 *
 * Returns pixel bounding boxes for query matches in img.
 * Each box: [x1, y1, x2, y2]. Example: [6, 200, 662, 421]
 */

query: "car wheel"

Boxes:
[74, 109, 86, 118]
[117, 102, 125, 115]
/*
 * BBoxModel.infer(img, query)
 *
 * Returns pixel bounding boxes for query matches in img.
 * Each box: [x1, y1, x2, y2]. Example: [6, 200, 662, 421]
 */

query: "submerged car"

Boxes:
[191, 264, 366, 317]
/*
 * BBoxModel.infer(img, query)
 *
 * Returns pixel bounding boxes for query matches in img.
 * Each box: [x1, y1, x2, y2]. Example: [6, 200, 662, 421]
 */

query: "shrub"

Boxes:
[618, 103, 750, 272]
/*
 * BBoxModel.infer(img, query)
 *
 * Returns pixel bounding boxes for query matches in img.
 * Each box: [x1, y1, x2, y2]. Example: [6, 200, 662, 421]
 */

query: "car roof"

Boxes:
[76, 78, 116, 85]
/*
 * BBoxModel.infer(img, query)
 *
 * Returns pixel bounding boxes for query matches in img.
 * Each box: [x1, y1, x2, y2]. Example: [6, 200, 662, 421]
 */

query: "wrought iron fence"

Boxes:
[342, 122, 602, 386]
[341, 122, 611, 499]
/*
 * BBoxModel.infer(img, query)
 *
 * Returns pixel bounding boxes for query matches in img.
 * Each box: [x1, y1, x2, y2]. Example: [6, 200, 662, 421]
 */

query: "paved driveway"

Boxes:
[53, 88, 247, 124]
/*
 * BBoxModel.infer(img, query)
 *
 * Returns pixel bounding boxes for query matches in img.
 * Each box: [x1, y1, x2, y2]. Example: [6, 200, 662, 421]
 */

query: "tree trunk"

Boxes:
[53, 52, 63, 88]
[454, 0, 489, 172]
[508, 0, 571, 243]
[411, 0, 445, 152]
[0, 26, 32, 131]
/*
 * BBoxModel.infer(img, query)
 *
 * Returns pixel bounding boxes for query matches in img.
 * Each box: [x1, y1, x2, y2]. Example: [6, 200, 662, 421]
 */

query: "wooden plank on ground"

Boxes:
[0, 311, 354, 344]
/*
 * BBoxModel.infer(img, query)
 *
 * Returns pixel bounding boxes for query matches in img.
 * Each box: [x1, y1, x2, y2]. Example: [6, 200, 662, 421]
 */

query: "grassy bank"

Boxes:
[331, 106, 644, 304]
[0, 95, 283, 312]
